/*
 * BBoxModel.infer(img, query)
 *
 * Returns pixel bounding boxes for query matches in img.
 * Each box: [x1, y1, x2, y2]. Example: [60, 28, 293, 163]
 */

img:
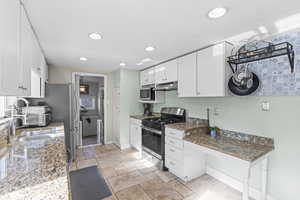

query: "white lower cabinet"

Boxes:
[130, 118, 142, 152]
[165, 128, 206, 182]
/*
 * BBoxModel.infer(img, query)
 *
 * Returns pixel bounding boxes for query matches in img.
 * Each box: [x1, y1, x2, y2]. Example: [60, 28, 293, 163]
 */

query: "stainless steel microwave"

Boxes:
[140, 87, 155, 101]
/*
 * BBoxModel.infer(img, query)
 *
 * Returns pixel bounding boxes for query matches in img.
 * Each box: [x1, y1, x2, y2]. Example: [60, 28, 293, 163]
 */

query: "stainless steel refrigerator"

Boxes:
[29, 83, 75, 162]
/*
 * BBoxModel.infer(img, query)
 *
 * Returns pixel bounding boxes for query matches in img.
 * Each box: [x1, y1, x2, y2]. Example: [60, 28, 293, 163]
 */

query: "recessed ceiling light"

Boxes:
[120, 62, 126, 67]
[145, 46, 155, 52]
[142, 58, 152, 63]
[89, 32, 102, 40]
[136, 62, 143, 66]
[80, 57, 87, 61]
[208, 7, 227, 19]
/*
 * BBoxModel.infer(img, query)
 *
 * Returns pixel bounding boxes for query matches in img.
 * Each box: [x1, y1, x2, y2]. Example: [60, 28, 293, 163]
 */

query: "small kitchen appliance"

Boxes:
[143, 103, 153, 116]
[140, 85, 155, 101]
[141, 107, 186, 169]
[21, 106, 52, 127]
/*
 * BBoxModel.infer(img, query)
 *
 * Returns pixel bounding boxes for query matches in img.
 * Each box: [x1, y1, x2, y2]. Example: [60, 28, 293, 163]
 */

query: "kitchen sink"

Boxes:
[17, 129, 63, 143]
[18, 134, 51, 142]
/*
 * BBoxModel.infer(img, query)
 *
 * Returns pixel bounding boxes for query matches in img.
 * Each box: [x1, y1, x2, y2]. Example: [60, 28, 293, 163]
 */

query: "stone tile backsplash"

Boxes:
[233, 31, 300, 96]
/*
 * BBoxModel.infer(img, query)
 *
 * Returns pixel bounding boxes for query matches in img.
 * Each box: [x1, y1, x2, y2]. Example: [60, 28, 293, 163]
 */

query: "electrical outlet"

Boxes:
[261, 101, 270, 111]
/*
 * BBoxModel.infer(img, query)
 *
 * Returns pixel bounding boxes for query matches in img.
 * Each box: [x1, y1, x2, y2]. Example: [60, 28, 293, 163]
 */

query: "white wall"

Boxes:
[119, 69, 143, 148]
[48, 65, 109, 84]
[154, 91, 300, 200]
[110, 68, 142, 149]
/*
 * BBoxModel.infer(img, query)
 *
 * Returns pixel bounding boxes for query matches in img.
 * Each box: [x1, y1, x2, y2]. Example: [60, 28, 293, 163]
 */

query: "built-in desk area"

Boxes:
[165, 123, 274, 200]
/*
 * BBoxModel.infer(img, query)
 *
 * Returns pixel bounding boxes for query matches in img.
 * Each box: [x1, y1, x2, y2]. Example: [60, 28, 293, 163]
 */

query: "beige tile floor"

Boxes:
[82, 135, 98, 146]
[70, 144, 247, 200]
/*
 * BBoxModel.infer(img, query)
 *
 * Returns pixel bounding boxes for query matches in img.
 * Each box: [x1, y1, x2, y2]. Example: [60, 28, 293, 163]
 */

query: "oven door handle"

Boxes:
[141, 126, 162, 135]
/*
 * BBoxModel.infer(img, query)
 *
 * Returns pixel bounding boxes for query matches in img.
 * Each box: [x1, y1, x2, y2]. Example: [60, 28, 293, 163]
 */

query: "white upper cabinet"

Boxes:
[178, 53, 197, 97]
[19, 5, 33, 97]
[0, 0, 21, 96]
[0, 2, 47, 97]
[29, 28, 47, 98]
[196, 42, 233, 97]
[140, 67, 155, 86]
[155, 59, 178, 84]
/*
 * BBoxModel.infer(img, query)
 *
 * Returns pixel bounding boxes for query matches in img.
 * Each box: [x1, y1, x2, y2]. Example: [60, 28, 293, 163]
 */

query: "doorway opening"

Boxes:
[72, 72, 107, 148]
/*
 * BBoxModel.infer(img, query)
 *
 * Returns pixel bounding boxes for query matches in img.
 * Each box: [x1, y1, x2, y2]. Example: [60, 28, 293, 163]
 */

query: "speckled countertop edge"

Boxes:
[130, 113, 161, 120]
[183, 128, 274, 162]
[0, 122, 69, 199]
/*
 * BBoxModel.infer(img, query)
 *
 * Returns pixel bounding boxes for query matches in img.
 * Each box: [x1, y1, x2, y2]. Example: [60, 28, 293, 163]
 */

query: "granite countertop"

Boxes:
[165, 121, 208, 132]
[130, 113, 161, 120]
[184, 128, 274, 162]
[0, 123, 69, 200]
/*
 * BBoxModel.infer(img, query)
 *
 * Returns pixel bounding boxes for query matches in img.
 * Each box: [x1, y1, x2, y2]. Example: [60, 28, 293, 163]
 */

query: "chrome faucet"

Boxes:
[6, 97, 29, 126]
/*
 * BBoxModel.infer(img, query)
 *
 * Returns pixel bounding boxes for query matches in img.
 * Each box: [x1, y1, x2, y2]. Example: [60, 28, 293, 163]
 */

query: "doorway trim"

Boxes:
[72, 72, 108, 148]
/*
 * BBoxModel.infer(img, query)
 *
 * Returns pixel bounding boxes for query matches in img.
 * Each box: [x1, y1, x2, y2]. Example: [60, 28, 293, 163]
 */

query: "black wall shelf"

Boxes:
[227, 42, 295, 73]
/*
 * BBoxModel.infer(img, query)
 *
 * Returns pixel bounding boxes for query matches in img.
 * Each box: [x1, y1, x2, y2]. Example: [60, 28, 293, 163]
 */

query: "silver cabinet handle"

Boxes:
[170, 161, 175, 166]
[170, 148, 175, 152]
[170, 140, 174, 144]
[18, 86, 27, 90]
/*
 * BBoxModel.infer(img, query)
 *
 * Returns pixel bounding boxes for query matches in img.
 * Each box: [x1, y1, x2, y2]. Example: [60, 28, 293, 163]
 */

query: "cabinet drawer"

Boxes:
[165, 128, 185, 139]
[130, 118, 142, 126]
[165, 136, 183, 149]
[165, 156, 184, 178]
[165, 144, 183, 161]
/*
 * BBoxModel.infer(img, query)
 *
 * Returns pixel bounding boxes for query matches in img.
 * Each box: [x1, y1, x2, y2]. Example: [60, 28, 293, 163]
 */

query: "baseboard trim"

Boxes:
[206, 167, 275, 200]
[120, 143, 131, 150]
[104, 141, 113, 145]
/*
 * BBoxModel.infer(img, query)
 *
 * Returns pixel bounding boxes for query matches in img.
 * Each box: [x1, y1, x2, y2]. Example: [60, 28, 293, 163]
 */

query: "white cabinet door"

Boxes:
[134, 125, 142, 151]
[154, 64, 166, 84]
[155, 60, 178, 84]
[140, 68, 155, 86]
[130, 123, 141, 151]
[19, 6, 32, 96]
[40, 58, 47, 97]
[147, 68, 155, 85]
[30, 69, 41, 98]
[140, 70, 146, 86]
[165, 59, 178, 83]
[178, 53, 197, 97]
[130, 124, 135, 147]
[197, 43, 227, 97]
[29, 35, 44, 98]
[0, 0, 21, 95]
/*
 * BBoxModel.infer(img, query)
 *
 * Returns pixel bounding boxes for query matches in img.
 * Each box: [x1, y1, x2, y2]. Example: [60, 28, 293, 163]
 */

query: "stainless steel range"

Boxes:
[141, 107, 186, 169]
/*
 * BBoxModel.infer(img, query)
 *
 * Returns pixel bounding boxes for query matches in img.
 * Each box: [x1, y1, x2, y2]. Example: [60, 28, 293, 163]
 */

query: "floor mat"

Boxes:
[70, 165, 112, 200]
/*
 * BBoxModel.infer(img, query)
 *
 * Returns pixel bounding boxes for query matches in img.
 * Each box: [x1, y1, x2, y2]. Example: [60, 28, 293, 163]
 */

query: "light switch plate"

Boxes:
[261, 101, 270, 111]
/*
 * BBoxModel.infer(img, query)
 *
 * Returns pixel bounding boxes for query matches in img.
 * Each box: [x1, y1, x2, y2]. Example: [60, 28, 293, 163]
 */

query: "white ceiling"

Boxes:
[23, 0, 300, 72]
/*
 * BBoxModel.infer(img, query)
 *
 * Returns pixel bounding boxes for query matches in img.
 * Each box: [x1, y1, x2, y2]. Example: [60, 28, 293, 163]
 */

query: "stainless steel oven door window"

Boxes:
[142, 128, 162, 157]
